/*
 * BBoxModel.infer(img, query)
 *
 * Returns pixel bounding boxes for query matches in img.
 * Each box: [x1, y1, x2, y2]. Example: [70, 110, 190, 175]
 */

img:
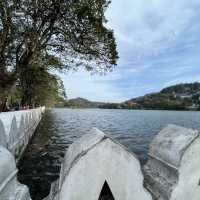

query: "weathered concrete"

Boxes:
[0, 145, 31, 200]
[0, 107, 45, 160]
[144, 124, 200, 200]
[0, 107, 45, 200]
[46, 128, 152, 200]
[0, 119, 7, 148]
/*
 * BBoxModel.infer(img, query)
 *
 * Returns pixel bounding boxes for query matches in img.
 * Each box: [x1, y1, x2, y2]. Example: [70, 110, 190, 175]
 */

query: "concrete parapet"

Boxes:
[0, 119, 7, 148]
[0, 145, 31, 200]
[0, 107, 45, 160]
[46, 128, 152, 200]
[45, 124, 200, 200]
[144, 124, 200, 200]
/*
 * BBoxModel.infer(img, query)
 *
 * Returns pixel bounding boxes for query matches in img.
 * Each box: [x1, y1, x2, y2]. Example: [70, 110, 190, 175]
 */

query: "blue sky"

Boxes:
[61, 0, 200, 102]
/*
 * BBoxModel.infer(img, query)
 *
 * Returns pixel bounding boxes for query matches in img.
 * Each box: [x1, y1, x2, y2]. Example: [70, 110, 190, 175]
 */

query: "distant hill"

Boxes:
[161, 82, 200, 94]
[64, 82, 200, 110]
[124, 82, 200, 110]
[64, 97, 105, 108]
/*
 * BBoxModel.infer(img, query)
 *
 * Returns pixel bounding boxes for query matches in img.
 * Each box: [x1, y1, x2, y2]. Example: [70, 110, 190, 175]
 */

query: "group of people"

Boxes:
[0, 98, 40, 112]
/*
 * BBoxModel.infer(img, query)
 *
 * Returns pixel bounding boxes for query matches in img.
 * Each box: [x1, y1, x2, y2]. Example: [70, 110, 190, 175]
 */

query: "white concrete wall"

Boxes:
[47, 128, 152, 200]
[0, 107, 45, 200]
[45, 125, 200, 200]
[0, 145, 31, 200]
[0, 107, 45, 160]
[171, 136, 200, 200]
[0, 119, 7, 148]
[144, 124, 200, 200]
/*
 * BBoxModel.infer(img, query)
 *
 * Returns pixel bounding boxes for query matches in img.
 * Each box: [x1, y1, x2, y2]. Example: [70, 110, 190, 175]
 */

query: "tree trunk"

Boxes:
[17, 50, 35, 107]
[0, 69, 16, 112]
[21, 89, 32, 107]
[0, 97, 8, 112]
[19, 65, 33, 107]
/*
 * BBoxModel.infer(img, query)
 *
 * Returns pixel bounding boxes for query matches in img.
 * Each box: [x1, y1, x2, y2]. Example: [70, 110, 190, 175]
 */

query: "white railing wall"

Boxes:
[0, 107, 45, 160]
[0, 107, 45, 200]
[0, 146, 31, 200]
[46, 125, 200, 200]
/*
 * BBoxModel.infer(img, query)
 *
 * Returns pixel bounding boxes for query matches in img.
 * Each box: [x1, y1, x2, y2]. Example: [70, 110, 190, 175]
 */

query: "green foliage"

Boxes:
[20, 60, 67, 106]
[126, 82, 200, 110]
[7, 69, 67, 108]
[32, 73, 66, 107]
[99, 103, 120, 109]
[161, 82, 200, 94]
[0, 0, 118, 109]
[64, 97, 105, 108]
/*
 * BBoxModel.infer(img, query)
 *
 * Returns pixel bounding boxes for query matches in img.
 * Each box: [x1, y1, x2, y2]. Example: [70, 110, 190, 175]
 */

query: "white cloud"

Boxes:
[59, 0, 200, 102]
[106, 0, 200, 57]
[163, 75, 200, 88]
[60, 71, 126, 102]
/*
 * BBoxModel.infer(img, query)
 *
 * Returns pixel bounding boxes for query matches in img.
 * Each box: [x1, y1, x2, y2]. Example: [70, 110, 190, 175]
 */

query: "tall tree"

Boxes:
[0, 0, 118, 108]
[0, 0, 18, 111]
[16, 0, 118, 105]
[27, 66, 67, 107]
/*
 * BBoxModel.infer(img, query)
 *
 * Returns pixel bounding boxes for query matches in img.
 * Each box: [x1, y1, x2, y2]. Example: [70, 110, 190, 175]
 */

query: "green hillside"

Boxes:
[64, 83, 200, 110]
[125, 82, 200, 110]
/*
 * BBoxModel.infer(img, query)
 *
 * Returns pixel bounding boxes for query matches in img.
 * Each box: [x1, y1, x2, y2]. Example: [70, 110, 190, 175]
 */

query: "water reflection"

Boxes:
[18, 110, 63, 200]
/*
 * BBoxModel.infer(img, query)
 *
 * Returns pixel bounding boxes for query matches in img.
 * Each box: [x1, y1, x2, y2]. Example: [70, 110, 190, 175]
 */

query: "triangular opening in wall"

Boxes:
[98, 181, 115, 200]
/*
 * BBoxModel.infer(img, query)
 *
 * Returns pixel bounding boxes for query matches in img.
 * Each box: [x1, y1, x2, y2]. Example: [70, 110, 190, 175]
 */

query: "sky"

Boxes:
[61, 0, 200, 102]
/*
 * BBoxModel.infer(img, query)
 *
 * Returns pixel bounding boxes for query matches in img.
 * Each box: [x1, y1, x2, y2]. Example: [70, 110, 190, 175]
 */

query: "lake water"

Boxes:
[17, 108, 200, 200]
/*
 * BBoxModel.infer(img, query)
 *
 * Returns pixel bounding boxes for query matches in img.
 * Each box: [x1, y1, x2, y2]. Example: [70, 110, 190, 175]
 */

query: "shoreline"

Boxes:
[55, 106, 200, 112]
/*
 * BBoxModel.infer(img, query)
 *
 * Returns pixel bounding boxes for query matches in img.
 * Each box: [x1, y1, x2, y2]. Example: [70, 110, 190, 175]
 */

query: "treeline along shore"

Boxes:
[63, 82, 200, 111]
